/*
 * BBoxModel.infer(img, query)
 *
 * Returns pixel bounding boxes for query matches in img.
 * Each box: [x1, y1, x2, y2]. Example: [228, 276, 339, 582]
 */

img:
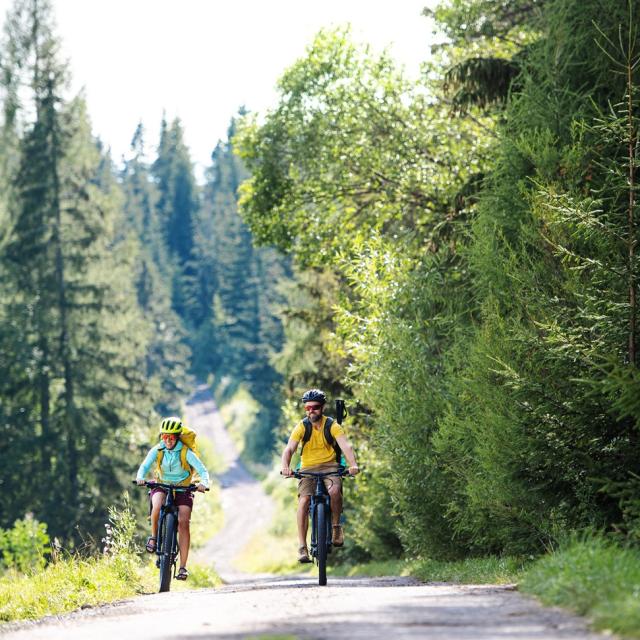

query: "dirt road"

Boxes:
[1, 576, 609, 639]
[0, 386, 613, 639]
[184, 384, 274, 582]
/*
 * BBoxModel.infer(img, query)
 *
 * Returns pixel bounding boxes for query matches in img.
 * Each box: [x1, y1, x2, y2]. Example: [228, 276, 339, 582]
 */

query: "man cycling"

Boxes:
[281, 389, 359, 563]
[136, 417, 209, 581]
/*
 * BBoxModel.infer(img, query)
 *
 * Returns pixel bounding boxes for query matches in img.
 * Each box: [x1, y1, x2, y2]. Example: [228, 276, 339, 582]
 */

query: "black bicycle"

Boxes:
[134, 480, 205, 592]
[290, 466, 352, 586]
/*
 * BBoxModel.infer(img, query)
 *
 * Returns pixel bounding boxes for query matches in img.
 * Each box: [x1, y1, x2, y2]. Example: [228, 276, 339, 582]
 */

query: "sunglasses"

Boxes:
[304, 404, 323, 411]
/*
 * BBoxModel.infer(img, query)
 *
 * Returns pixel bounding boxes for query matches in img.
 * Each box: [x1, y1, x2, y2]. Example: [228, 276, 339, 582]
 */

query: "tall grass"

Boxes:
[520, 535, 640, 638]
[410, 555, 526, 584]
[0, 553, 148, 622]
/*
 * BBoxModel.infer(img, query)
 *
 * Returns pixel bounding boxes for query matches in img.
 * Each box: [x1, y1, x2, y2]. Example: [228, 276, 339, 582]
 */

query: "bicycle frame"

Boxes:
[134, 480, 198, 592]
[308, 473, 335, 558]
[291, 466, 350, 585]
[156, 485, 180, 564]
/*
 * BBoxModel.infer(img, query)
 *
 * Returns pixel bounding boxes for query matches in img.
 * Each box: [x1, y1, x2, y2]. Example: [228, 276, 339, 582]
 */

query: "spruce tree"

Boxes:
[120, 122, 191, 412]
[151, 117, 200, 322]
[0, 0, 154, 540]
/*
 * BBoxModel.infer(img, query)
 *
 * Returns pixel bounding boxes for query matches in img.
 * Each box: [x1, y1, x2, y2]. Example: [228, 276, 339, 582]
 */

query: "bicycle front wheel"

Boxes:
[316, 502, 328, 586]
[159, 512, 177, 592]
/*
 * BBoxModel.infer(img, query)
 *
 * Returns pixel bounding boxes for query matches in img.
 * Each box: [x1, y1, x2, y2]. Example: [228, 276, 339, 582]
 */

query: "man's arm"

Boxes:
[281, 437, 300, 476]
[336, 435, 359, 475]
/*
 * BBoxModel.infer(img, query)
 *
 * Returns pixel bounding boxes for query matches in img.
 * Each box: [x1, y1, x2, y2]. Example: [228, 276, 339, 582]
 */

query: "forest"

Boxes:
[1, 0, 639, 575]
[0, 0, 287, 546]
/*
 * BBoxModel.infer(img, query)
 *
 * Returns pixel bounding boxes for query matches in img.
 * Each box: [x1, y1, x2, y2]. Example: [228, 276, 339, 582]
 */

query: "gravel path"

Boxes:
[183, 384, 275, 582]
[0, 576, 611, 640]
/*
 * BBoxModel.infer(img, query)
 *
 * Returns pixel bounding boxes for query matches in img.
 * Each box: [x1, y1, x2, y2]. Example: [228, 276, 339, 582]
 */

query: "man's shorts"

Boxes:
[297, 463, 342, 497]
[150, 487, 194, 509]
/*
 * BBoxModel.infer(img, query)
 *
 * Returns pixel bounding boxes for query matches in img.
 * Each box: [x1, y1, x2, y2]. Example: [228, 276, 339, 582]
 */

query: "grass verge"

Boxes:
[0, 553, 148, 623]
[0, 553, 221, 623]
[520, 535, 640, 638]
[332, 556, 525, 584]
[409, 555, 526, 584]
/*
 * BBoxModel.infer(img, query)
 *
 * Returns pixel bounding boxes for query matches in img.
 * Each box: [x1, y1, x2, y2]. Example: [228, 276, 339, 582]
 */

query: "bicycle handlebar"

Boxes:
[132, 480, 210, 491]
[282, 466, 356, 480]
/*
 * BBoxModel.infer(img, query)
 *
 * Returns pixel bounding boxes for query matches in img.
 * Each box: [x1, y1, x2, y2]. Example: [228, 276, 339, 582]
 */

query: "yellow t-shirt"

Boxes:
[291, 416, 345, 468]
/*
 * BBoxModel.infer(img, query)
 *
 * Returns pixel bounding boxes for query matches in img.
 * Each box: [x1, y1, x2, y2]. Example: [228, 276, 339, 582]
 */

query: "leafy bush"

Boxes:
[102, 493, 138, 556]
[0, 514, 50, 573]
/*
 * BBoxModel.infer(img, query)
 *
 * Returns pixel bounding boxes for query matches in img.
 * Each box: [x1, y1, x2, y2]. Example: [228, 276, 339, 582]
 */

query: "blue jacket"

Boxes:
[136, 440, 210, 488]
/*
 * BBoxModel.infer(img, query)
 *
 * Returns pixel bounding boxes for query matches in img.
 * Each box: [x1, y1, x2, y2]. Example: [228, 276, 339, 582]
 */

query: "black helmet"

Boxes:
[301, 388, 326, 404]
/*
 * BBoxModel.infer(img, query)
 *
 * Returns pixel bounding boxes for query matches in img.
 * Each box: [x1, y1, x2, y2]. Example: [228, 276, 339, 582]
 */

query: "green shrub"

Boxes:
[102, 493, 138, 556]
[0, 514, 50, 573]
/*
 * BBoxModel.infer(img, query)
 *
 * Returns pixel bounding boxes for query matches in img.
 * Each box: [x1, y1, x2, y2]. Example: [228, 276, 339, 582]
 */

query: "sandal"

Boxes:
[145, 536, 157, 553]
[176, 566, 189, 580]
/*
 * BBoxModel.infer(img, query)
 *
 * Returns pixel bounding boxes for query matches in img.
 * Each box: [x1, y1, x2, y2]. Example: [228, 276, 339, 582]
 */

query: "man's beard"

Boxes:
[310, 413, 322, 423]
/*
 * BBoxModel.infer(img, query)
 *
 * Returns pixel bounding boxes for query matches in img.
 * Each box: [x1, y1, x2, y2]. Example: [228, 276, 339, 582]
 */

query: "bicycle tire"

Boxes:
[316, 502, 328, 586]
[159, 512, 177, 592]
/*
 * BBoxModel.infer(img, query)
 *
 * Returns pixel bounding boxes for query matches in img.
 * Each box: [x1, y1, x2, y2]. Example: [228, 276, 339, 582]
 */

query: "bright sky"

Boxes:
[0, 0, 436, 174]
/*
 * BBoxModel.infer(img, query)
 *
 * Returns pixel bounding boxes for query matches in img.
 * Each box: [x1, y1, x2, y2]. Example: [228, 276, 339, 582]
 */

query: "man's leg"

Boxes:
[296, 494, 313, 562]
[297, 495, 311, 546]
[177, 504, 192, 569]
[328, 485, 343, 525]
[328, 483, 344, 546]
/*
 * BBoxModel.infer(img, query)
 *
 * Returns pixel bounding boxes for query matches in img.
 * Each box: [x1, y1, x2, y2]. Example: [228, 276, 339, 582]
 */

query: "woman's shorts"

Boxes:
[150, 487, 194, 509]
[297, 463, 342, 497]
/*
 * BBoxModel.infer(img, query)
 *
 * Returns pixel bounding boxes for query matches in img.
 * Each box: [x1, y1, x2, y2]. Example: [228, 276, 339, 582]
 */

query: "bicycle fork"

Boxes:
[156, 507, 180, 570]
[309, 495, 333, 558]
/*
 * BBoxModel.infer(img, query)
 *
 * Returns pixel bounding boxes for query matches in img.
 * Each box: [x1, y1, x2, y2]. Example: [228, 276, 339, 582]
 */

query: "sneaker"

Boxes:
[297, 545, 312, 563]
[332, 525, 344, 547]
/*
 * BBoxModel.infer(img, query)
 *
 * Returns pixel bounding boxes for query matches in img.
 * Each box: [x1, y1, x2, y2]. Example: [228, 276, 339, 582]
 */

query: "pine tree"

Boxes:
[193, 122, 289, 461]
[151, 117, 200, 321]
[0, 0, 154, 539]
[120, 122, 191, 412]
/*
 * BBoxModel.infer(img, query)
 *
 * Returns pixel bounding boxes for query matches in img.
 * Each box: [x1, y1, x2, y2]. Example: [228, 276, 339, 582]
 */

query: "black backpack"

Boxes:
[299, 399, 347, 465]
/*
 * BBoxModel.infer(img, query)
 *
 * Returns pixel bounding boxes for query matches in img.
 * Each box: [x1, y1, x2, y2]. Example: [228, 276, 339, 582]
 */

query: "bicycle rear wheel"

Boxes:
[159, 512, 177, 592]
[316, 502, 328, 586]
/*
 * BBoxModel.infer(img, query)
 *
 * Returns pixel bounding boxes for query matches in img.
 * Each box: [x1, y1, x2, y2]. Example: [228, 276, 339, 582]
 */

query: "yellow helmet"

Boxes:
[159, 417, 183, 435]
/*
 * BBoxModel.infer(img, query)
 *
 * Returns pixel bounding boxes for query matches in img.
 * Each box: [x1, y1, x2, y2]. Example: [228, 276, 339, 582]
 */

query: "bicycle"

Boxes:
[288, 466, 353, 586]
[133, 480, 207, 592]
